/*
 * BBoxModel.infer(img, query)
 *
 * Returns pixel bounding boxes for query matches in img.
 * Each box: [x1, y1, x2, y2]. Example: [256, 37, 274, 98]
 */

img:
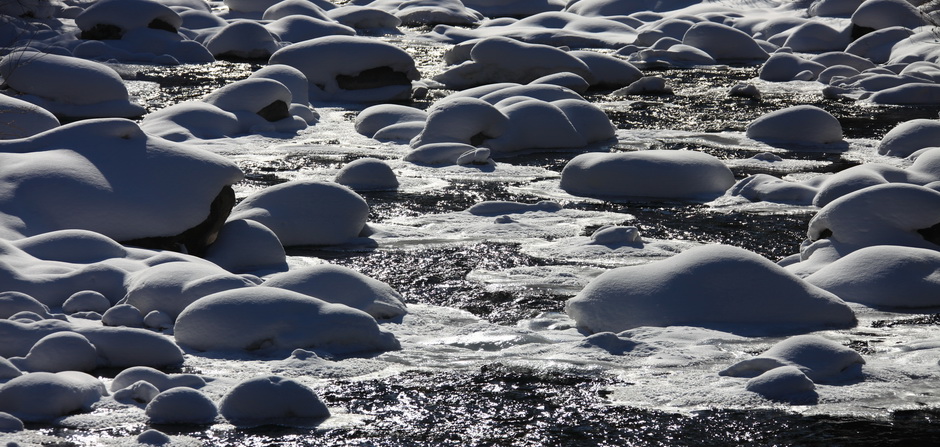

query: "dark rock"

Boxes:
[147, 18, 177, 33]
[81, 23, 123, 40]
[123, 185, 236, 256]
[336, 66, 412, 90]
[257, 100, 290, 122]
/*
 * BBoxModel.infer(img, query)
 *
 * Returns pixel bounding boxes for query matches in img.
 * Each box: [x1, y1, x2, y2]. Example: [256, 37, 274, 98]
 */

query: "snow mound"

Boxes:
[228, 180, 369, 247]
[721, 334, 864, 383]
[746, 105, 844, 146]
[122, 261, 257, 320]
[0, 371, 106, 422]
[75, 0, 182, 39]
[219, 375, 329, 426]
[806, 245, 940, 308]
[202, 20, 280, 60]
[0, 51, 146, 119]
[111, 366, 206, 393]
[76, 326, 184, 368]
[681, 22, 768, 63]
[560, 150, 734, 200]
[0, 119, 243, 250]
[0, 292, 52, 319]
[426, 11, 637, 49]
[262, 264, 407, 319]
[0, 94, 59, 140]
[8, 332, 98, 373]
[851, 0, 927, 31]
[63, 291, 111, 314]
[102, 303, 144, 327]
[877, 119, 940, 157]
[436, 36, 593, 89]
[394, 83, 613, 161]
[744, 366, 816, 402]
[146, 388, 218, 425]
[174, 287, 401, 354]
[789, 183, 940, 276]
[335, 158, 399, 191]
[0, 412, 23, 433]
[269, 36, 420, 102]
[204, 219, 288, 274]
[565, 244, 857, 335]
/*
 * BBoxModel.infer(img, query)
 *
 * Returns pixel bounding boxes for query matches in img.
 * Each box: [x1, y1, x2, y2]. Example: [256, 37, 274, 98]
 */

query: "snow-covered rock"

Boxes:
[0, 51, 146, 119]
[8, 332, 98, 373]
[791, 183, 940, 275]
[746, 105, 844, 146]
[806, 245, 940, 307]
[560, 150, 734, 200]
[219, 375, 329, 425]
[269, 36, 420, 102]
[262, 264, 407, 319]
[0, 371, 107, 422]
[0, 94, 59, 140]
[110, 366, 206, 392]
[228, 180, 370, 247]
[121, 261, 257, 320]
[744, 366, 816, 401]
[174, 287, 401, 354]
[877, 119, 940, 157]
[146, 388, 218, 424]
[566, 244, 857, 335]
[0, 119, 243, 250]
[720, 334, 864, 383]
[681, 22, 768, 63]
[335, 158, 399, 191]
[403, 83, 614, 160]
[102, 303, 144, 327]
[204, 219, 288, 274]
[0, 292, 52, 319]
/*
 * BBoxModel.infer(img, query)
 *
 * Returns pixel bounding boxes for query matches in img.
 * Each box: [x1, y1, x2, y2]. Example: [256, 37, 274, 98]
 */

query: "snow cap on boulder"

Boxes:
[565, 244, 857, 335]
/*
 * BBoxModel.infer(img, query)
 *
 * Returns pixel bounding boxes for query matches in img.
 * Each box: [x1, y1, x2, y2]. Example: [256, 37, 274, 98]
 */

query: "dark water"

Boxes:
[96, 61, 940, 446]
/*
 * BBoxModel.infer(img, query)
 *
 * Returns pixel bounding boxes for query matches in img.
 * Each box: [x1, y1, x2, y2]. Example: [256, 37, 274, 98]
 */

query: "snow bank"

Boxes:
[0, 51, 146, 119]
[174, 287, 401, 354]
[806, 245, 940, 307]
[743, 365, 816, 401]
[228, 180, 369, 246]
[565, 244, 857, 335]
[0, 119, 243, 250]
[219, 376, 329, 425]
[746, 105, 844, 146]
[0, 371, 106, 422]
[560, 150, 734, 200]
[269, 36, 420, 102]
[262, 264, 407, 319]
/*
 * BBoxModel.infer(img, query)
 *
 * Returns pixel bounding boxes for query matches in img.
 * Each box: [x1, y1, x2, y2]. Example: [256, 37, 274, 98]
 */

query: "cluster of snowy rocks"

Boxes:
[0, 0, 940, 432]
